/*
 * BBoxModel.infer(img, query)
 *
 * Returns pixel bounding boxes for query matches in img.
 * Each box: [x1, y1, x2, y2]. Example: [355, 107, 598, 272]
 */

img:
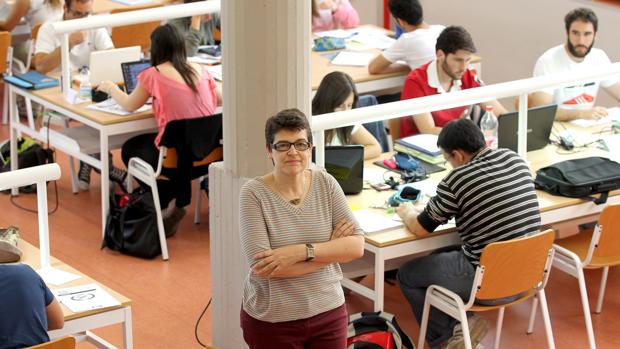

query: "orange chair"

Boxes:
[111, 4, 162, 53]
[417, 230, 556, 349]
[26, 336, 76, 349]
[531, 204, 620, 349]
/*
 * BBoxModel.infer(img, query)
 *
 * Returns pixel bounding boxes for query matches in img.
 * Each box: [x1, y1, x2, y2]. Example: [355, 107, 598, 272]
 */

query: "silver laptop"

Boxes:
[89, 46, 141, 84]
[497, 104, 558, 152]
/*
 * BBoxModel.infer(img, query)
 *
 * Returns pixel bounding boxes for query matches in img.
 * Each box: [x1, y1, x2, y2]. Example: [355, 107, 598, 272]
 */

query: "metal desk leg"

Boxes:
[9, 87, 19, 196]
[100, 133, 110, 237]
[123, 306, 133, 349]
[373, 248, 385, 311]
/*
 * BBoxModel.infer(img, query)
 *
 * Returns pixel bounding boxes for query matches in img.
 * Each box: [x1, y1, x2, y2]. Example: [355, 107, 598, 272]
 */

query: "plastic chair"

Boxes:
[417, 230, 556, 349]
[126, 114, 223, 260]
[26, 336, 76, 349]
[530, 204, 620, 349]
[111, 4, 162, 53]
[12, 23, 42, 74]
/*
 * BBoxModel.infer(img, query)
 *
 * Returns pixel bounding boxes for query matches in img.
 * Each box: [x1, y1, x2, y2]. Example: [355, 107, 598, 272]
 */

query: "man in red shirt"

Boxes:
[399, 26, 506, 137]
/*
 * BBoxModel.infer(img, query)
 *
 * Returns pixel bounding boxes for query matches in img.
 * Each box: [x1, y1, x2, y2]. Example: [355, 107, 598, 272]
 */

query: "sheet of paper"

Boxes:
[569, 106, 620, 127]
[37, 266, 81, 286]
[188, 55, 221, 65]
[87, 99, 151, 116]
[392, 214, 456, 231]
[353, 209, 403, 234]
[330, 51, 375, 67]
[363, 166, 385, 183]
[206, 65, 222, 81]
[53, 283, 120, 313]
[348, 33, 395, 50]
[601, 133, 620, 163]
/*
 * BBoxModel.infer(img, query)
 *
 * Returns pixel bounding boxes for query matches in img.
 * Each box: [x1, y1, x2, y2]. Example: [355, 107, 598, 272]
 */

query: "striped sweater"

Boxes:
[239, 169, 363, 322]
[417, 148, 541, 265]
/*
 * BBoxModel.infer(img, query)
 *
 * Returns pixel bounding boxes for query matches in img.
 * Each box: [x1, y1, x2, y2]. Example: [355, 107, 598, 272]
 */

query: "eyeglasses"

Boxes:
[67, 8, 90, 18]
[271, 141, 312, 152]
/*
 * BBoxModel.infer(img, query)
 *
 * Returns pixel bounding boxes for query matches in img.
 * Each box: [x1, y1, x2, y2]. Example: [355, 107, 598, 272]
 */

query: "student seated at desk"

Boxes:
[0, 0, 61, 62]
[33, 0, 113, 74]
[395, 119, 542, 349]
[0, 264, 64, 348]
[530, 7, 620, 122]
[368, 0, 444, 75]
[399, 26, 506, 137]
[313, 71, 382, 160]
[98, 24, 221, 237]
[311, 0, 359, 32]
[239, 109, 363, 349]
[168, 0, 220, 57]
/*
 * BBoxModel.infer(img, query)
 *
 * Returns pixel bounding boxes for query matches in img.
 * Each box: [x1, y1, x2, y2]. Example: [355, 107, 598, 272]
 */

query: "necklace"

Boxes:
[289, 198, 301, 205]
[272, 172, 307, 206]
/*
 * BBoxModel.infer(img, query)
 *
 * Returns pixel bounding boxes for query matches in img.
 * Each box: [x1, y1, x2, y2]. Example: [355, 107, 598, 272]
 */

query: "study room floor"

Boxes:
[1, 124, 619, 348]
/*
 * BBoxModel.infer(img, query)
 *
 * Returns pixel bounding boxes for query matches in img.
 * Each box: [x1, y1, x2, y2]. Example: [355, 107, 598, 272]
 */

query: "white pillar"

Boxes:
[210, 1, 311, 348]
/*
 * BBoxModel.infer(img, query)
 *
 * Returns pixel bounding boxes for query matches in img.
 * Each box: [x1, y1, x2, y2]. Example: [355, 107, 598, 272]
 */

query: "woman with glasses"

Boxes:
[98, 24, 221, 237]
[239, 108, 364, 349]
[313, 71, 382, 160]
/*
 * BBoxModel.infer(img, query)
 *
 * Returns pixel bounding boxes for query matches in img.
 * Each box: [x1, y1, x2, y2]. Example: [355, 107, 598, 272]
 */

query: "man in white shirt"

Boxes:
[34, 0, 113, 73]
[531, 7, 620, 121]
[368, 0, 444, 75]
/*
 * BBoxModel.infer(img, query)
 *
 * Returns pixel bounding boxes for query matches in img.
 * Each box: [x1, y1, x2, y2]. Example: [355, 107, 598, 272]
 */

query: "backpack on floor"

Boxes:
[0, 137, 54, 193]
[347, 311, 415, 349]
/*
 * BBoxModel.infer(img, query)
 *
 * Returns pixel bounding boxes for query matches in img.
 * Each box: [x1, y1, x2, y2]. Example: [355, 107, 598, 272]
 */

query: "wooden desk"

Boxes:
[8, 84, 158, 237]
[343, 135, 620, 310]
[19, 240, 133, 348]
[310, 25, 482, 94]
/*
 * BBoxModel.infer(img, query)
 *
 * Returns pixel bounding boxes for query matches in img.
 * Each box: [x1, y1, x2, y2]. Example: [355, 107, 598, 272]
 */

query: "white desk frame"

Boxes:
[0, 164, 134, 348]
[8, 85, 157, 236]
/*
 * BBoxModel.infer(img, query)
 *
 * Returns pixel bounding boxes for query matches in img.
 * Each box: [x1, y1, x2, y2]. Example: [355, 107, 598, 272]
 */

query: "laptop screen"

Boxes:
[313, 145, 364, 195]
[497, 104, 558, 152]
[121, 60, 151, 94]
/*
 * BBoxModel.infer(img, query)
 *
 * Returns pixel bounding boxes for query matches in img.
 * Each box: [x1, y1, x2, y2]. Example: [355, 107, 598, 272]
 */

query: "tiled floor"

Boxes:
[1, 124, 619, 348]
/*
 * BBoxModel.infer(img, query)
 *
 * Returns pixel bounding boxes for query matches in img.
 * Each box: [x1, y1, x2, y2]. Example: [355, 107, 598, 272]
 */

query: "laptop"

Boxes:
[121, 60, 151, 94]
[497, 104, 558, 152]
[89, 46, 141, 84]
[313, 145, 364, 195]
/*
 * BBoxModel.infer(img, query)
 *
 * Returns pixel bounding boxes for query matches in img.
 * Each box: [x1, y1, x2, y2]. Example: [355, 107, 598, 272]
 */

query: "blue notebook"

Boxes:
[4, 72, 59, 89]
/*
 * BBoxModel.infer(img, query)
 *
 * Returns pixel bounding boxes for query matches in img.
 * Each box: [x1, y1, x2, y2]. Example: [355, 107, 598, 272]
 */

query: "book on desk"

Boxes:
[4, 72, 59, 89]
[394, 134, 444, 164]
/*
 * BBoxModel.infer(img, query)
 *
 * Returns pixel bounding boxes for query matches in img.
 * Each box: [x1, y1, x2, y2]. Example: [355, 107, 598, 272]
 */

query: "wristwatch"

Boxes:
[305, 243, 315, 262]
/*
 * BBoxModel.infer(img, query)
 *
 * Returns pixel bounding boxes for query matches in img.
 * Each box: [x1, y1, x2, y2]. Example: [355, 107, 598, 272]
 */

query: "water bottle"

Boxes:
[480, 105, 498, 149]
[78, 66, 92, 99]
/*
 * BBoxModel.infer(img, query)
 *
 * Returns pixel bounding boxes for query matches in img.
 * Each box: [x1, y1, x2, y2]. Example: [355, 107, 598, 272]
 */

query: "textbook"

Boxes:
[393, 143, 444, 165]
[4, 72, 59, 89]
[394, 134, 442, 157]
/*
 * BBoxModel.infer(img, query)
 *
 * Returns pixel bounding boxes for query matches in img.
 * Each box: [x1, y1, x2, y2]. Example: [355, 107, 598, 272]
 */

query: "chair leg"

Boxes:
[577, 268, 597, 349]
[416, 299, 432, 349]
[493, 307, 505, 349]
[595, 266, 609, 314]
[538, 290, 556, 349]
[194, 175, 203, 224]
[67, 156, 78, 194]
[1, 83, 7, 125]
[527, 294, 539, 334]
[150, 182, 169, 261]
[459, 310, 473, 349]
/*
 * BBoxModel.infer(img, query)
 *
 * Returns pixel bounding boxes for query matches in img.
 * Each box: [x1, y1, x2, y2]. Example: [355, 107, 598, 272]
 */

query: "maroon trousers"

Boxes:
[240, 304, 348, 349]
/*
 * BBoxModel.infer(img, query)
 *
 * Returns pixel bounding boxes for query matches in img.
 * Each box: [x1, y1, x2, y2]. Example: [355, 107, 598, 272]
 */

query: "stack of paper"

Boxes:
[353, 209, 403, 234]
[87, 99, 151, 116]
[570, 107, 620, 128]
[330, 51, 375, 67]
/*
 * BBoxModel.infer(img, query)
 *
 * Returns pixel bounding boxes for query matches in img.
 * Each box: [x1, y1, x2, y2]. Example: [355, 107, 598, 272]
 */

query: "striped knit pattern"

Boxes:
[239, 169, 363, 323]
[420, 148, 541, 265]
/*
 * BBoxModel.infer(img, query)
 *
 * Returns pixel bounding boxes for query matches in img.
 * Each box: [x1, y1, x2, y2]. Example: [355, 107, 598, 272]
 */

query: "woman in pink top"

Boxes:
[312, 0, 359, 32]
[99, 24, 221, 236]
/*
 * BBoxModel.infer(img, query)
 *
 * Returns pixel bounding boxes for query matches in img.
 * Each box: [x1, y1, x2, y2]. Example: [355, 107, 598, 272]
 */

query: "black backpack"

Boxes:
[534, 156, 620, 205]
[0, 137, 54, 193]
[347, 311, 415, 349]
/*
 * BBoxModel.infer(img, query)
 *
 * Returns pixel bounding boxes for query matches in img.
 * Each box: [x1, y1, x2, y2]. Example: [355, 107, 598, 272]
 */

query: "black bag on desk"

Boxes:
[102, 190, 161, 259]
[534, 156, 620, 205]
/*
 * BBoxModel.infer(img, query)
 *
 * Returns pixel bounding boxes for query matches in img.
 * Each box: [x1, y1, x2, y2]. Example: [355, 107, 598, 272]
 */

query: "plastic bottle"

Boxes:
[78, 66, 92, 99]
[480, 105, 498, 149]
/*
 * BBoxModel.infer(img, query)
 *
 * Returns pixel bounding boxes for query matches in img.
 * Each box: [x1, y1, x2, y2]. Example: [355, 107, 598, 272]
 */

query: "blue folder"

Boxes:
[4, 72, 59, 89]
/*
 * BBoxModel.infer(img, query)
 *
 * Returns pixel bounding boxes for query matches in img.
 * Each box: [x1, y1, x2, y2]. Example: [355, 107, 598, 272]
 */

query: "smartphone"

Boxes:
[371, 182, 392, 191]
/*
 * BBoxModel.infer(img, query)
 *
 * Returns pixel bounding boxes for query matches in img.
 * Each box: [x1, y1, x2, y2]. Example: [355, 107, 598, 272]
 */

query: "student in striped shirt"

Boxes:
[396, 119, 541, 349]
[238, 108, 364, 349]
